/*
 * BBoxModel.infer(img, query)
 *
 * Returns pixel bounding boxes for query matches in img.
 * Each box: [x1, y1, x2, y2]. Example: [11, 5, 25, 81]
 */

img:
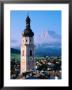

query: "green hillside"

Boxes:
[11, 53, 20, 61]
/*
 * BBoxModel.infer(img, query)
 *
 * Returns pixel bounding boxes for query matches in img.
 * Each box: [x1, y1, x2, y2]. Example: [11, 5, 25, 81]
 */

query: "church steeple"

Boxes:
[22, 16, 34, 37]
[21, 15, 35, 74]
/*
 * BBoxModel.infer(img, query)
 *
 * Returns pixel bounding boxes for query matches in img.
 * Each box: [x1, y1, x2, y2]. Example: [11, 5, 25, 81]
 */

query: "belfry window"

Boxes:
[30, 50, 32, 56]
[26, 40, 27, 42]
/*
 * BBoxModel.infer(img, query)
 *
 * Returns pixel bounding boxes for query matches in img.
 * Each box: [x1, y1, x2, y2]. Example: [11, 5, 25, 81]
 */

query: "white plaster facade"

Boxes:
[20, 36, 35, 74]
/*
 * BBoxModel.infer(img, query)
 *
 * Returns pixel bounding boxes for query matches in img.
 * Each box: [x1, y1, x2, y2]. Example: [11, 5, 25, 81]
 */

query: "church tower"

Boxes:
[20, 16, 35, 74]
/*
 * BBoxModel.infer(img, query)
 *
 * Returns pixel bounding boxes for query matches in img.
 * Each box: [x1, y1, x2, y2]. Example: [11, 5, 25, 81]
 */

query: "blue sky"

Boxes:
[10, 10, 61, 49]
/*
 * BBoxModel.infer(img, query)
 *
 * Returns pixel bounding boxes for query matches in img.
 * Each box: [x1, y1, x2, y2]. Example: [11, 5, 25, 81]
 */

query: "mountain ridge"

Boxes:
[11, 46, 61, 57]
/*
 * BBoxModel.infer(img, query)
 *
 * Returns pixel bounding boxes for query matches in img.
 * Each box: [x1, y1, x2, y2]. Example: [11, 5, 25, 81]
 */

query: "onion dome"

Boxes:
[23, 16, 34, 37]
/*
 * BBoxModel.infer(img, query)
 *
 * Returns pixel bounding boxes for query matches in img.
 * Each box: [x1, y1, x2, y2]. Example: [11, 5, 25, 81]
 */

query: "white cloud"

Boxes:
[34, 29, 61, 45]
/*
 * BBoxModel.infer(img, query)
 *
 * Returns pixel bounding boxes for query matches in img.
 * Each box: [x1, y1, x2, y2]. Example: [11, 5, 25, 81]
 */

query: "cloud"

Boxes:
[34, 29, 61, 46]
[11, 39, 21, 49]
[11, 29, 61, 49]
[11, 39, 18, 43]
[48, 30, 61, 39]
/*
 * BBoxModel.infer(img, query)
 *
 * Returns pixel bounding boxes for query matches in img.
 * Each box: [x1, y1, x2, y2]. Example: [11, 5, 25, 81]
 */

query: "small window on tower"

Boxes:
[30, 39, 31, 42]
[30, 50, 32, 56]
[22, 50, 24, 56]
[26, 40, 27, 42]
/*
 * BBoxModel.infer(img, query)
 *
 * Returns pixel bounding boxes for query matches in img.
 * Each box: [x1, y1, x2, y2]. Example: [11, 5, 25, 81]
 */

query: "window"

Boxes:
[26, 40, 27, 42]
[30, 50, 32, 56]
[22, 50, 24, 56]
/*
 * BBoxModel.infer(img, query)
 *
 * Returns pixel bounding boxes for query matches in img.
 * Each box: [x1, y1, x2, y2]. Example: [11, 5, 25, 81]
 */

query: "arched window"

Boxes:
[22, 50, 24, 56]
[26, 40, 27, 42]
[30, 50, 32, 56]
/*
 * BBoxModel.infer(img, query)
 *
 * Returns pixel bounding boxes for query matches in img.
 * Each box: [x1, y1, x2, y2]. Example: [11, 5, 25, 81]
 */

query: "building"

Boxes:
[20, 16, 35, 74]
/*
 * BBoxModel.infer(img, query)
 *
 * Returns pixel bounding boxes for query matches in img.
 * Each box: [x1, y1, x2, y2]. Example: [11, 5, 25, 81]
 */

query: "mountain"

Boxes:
[35, 47, 61, 57]
[34, 30, 61, 45]
[11, 46, 61, 57]
[11, 48, 20, 54]
[34, 42, 61, 57]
